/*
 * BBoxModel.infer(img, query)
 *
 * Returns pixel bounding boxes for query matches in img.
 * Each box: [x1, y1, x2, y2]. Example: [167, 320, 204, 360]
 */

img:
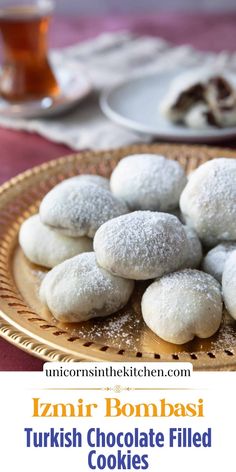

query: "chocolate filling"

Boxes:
[219, 105, 234, 111]
[204, 110, 220, 127]
[208, 76, 232, 101]
[173, 83, 205, 111]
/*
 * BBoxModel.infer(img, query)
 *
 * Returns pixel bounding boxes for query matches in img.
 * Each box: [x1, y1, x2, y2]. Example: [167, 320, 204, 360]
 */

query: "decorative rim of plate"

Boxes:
[0, 143, 236, 370]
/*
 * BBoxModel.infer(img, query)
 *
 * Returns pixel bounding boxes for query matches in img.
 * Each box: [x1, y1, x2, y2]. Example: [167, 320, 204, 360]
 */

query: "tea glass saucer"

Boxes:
[0, 60, 92, 119]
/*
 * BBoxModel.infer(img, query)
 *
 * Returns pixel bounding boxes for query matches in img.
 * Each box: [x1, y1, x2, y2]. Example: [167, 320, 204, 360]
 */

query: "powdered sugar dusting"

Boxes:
[180, 158, 236, 245]
[40, 180, 128, 238]
[157, 269, 221, 306]
[19, 213, 93, 268]
[94, 211, 189, 280]
[40, 252, 134, 322]
[68, 310, 143, 350]
[142, 269, 223, 344]
[202, 242, 236, 282]
[110, 154, 187, 211]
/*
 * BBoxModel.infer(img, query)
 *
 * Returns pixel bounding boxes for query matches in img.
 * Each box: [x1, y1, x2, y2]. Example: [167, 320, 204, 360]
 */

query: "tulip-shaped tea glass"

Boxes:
[0, 0, 60, 102]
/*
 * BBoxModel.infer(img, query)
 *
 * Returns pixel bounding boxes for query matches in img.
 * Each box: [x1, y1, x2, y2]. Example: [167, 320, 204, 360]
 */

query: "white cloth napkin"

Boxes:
[1, 32, 236, 150]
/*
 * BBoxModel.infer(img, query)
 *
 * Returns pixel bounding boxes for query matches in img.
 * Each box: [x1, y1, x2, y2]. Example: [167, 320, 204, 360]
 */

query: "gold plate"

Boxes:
[0, 143, 236, 370]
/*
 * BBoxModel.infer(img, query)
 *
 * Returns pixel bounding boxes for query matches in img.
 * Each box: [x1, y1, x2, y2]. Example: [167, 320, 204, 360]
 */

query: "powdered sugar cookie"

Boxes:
[160, 67, 209, 123]
[19, 214, 92, 268]
[180, 158, 236, 246]
[202, 242, 236, 282]
[40, 252, 134, 322]
[94, 211, 189, 280]
[110, 154, 187, 211]
[40, 179, 128, 238]
[141, 269, 222, 344]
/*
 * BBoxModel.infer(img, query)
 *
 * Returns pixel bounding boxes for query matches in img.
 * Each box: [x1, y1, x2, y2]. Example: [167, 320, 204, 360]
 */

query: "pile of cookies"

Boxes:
[19, 153, 236, 345]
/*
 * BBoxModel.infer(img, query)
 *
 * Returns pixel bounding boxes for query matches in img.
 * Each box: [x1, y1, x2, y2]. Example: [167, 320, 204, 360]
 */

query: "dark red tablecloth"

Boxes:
[1, 12, 236, 371]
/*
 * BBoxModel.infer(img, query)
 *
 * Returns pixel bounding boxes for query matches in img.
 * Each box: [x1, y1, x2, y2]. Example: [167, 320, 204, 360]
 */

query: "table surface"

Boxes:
[1, 12, 236, 371]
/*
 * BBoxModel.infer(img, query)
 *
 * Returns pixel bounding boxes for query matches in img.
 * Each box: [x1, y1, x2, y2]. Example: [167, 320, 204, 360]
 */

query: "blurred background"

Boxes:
[54, 0, 236, 14]
[48, 0, 236, 52]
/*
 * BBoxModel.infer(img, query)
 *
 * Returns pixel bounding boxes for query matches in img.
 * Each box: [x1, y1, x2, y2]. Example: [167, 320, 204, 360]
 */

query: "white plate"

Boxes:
[0, 60, 92, 119]
[100, 70, 236, 143]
